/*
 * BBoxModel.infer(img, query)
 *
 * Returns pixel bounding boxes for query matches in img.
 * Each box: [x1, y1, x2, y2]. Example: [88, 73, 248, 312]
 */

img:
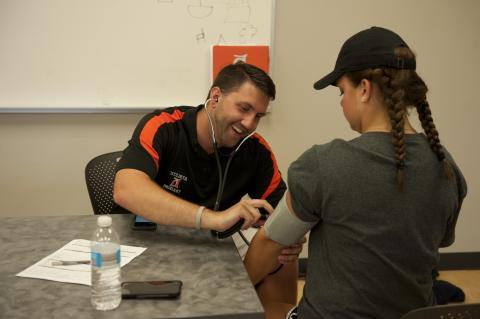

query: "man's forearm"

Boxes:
[113, 169, 217, 229]
[114, 168, 268, 232]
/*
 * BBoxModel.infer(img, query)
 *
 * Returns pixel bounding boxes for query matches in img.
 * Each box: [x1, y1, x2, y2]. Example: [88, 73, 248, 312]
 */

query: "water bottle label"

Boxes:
[91, 249, 120, 267]
[91, 251, 102, 267]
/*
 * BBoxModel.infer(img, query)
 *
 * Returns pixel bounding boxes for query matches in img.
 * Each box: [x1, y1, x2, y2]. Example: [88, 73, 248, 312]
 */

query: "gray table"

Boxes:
[0, 214, 264, 319]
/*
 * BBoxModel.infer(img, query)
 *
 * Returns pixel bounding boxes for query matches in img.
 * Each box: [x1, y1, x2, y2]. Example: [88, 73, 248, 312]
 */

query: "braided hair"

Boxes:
[346, 47, 453, 191]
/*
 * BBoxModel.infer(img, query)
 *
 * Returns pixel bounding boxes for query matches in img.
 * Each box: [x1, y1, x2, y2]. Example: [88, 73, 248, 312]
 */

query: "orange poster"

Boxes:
[212, 45, 270, 81]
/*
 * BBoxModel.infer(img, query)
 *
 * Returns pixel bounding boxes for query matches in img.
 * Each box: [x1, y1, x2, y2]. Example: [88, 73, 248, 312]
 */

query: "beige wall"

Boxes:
[0, 0, 479, 253]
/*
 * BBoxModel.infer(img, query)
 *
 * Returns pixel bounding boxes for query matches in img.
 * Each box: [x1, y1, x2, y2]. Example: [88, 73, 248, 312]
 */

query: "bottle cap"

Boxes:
[97, 215, 112, 227]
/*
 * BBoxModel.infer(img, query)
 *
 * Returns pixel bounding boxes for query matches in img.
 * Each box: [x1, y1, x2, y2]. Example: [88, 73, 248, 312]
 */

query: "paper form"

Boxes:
[16, 239, 146, 286]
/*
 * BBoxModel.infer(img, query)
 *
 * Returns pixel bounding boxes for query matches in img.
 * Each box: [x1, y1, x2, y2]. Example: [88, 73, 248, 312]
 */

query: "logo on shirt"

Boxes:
[169, 178, 181, 189]
[163, 171, 188, 194]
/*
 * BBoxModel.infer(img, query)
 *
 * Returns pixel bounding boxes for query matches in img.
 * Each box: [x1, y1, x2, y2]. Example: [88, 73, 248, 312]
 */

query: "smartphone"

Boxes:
[131, 215, 157, 231]
[121, 280, 182, 299]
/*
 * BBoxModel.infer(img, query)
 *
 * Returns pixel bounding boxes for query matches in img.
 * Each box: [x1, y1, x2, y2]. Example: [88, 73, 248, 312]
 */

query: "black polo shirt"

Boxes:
[117, 106, 286, 210]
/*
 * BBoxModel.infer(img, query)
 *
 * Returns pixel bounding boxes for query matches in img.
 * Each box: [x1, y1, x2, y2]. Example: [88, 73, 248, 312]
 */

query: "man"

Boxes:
[113, 62, 301, 308]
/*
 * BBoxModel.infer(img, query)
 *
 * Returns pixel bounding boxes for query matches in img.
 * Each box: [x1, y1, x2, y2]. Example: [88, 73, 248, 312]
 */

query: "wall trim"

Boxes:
[298, 252, 480, 278]
[437, 252, 480, 270]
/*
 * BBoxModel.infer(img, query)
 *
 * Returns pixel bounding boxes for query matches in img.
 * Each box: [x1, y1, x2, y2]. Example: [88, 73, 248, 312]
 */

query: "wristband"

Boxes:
[195, 206, 205, 230]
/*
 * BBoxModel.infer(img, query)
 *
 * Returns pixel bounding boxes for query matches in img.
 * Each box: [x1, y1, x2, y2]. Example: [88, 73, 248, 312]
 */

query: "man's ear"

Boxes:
[209, 87, 221, 107]
[360, 79, 372, 103]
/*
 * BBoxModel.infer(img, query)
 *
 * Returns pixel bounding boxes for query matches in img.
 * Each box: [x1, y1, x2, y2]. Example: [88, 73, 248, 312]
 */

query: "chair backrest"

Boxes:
[85, 151, 128, 215]
[400, 302, 480, 319]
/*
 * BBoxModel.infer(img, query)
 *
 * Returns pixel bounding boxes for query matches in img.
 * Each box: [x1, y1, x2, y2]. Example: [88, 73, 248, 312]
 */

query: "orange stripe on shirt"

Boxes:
[139, 109, 185, 171]
[252, 133, 282, 200]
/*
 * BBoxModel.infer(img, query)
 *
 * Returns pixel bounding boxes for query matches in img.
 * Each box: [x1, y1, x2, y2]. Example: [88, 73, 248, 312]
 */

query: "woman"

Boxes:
[244, 26, 467, 319]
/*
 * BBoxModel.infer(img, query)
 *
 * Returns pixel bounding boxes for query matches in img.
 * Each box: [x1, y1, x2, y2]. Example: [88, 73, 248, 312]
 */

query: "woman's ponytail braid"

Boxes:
[415, 98, 454, 181]
[382, 69, 408, 191]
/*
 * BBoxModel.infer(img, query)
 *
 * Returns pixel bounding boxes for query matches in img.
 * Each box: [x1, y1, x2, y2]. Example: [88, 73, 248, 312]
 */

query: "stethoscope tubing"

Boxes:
[204, 99, 254, 243]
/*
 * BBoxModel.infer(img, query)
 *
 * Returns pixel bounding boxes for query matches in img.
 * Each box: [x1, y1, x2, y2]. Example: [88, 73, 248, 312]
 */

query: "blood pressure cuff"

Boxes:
[264, 193, 316, 246]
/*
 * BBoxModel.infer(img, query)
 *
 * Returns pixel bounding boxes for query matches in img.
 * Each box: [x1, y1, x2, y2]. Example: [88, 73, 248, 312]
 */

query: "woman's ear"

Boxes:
[360, 79, 372, 103]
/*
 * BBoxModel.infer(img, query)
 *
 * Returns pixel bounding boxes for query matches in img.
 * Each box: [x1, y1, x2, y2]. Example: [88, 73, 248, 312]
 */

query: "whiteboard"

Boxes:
[0, 0, 275, 112]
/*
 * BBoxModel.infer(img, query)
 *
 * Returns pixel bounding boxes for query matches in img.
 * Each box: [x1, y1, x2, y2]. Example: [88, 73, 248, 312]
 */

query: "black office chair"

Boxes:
[400, 302, 480, 319]
[85, 151, 129, 215]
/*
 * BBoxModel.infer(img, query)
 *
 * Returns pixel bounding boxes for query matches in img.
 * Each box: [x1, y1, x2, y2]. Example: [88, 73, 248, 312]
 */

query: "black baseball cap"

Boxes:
[313, 26, 416, 90]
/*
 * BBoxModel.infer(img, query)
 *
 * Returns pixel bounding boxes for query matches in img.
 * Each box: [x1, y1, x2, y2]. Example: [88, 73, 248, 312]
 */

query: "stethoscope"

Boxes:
[204, 97, 255, 242]
[206, 99, 284, 276]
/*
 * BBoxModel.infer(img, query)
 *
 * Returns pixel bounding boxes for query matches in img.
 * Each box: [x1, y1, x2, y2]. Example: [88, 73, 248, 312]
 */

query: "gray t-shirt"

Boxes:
[288, 132, 467, 319]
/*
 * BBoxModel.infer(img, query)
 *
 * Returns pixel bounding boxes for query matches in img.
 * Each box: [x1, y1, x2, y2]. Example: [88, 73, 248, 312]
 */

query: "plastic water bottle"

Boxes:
[91, 215, 122, 311]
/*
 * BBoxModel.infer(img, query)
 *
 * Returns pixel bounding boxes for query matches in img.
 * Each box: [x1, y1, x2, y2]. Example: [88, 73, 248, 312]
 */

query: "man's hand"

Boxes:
[212, 199, 274, 232]
[277, 236, 306, 264]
